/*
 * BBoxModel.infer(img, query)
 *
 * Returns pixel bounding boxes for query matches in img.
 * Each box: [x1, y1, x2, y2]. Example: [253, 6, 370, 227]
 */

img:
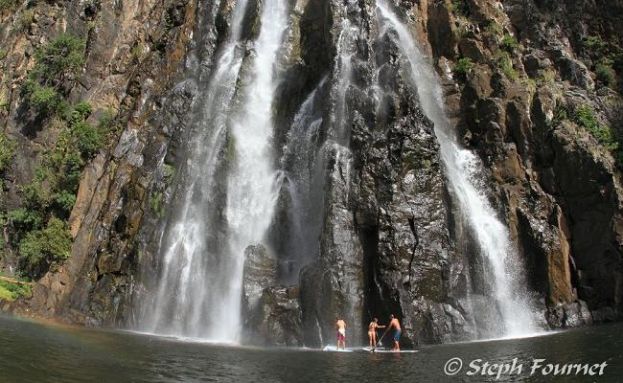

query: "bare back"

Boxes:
[390, 318, 401, 331]
[336, 319, 346, 331]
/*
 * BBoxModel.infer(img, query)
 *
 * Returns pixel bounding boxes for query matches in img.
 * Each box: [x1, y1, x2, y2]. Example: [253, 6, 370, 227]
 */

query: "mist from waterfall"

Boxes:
[140, 0, 288, 342]
[376, 1, 538, 338]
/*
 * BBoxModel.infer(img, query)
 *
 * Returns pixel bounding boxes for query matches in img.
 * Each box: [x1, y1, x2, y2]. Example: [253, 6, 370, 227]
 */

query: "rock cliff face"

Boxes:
[429, 0, 623, 327]
[1, 0, 622, 347]
[0, 0, 197, 323]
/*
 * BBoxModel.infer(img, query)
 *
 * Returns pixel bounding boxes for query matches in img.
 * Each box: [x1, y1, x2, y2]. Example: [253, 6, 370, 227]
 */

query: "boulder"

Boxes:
[244, 286, 302, 346]
[242, 244, 278, 308]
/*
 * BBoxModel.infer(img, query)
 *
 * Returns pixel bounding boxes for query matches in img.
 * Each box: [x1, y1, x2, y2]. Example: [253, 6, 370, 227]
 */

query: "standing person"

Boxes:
[368, 318, 385, 347]
[336, 317, 346, 350]
[388, 314, 401, 351]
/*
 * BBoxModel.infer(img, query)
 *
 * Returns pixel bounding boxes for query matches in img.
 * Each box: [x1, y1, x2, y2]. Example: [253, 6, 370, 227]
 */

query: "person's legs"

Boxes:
[337, 332, 345, 350]
[393, 330, 401, 351]
[337, 332, 341, 349]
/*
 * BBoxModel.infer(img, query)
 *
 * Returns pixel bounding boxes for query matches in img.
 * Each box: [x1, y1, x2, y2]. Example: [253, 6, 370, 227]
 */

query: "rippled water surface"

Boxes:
[0, 315, 622, 382]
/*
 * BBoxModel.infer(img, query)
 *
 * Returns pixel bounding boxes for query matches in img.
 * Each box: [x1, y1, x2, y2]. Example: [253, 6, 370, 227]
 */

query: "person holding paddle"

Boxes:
[388, 314, 402, 351]
[368, 318, 385, 347]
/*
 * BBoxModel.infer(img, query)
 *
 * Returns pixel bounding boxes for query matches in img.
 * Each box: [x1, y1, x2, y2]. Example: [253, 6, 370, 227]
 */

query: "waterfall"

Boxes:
[223, 0, 289, 342]
[279, 80, 325, 283]
[376, 1, 538, 338]
[140, 0, 288, 342]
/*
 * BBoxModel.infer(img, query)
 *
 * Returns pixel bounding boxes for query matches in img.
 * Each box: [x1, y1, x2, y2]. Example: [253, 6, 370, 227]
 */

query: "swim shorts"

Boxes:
[337, 330, 345, 341]
[394, 330, 401, 342]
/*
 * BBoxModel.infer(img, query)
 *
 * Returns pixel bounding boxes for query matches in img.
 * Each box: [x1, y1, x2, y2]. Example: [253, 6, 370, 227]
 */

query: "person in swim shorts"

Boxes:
[336, 317, 346, 350]
[388, 314, 401, 351]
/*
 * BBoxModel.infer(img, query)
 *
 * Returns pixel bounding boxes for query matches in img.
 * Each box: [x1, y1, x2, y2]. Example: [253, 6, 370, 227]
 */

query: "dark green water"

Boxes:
[0, 315, 622, 382]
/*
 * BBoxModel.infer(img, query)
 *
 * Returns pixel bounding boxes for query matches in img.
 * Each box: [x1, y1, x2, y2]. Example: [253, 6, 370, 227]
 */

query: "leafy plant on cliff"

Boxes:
[21, 34, 85, 118]
[0, 278, 32, 302]
[0, 133, 16, 174]
[454, 57, 474, 79]
[574, 105, 618, 150]
[7, 208, 43, 241]
[582, 35, 606, 54]
[579, 35, 621, 91]
[22, 82, 63, 117]
[596, 62, 617, 88]
[495, 52, 517, 81]
[7, 102, 106, 278]
[15, 9, 34, 32]
[0, 0, 19, 11]
[501, 34, 519, 53]
[484, 22, 503, 37]
[574, 105, 623, 167]
[450, 0, 469, 17]
[5, 32, 114, 280]
[18, 217, 72, 278]
[150, 192, 164, 218]
[32, 35, 86, 88]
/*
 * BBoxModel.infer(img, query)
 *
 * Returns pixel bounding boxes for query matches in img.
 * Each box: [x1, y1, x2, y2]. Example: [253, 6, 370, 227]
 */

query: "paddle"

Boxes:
[374, 326, 391, 352]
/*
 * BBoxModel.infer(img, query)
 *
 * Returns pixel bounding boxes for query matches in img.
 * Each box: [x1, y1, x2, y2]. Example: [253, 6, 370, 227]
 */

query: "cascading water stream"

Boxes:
[141, 0, 249, 339]
[223, 0, 289, 342]
[279, 80, 325, 283]
[376, 1, 538, 338]
[140, 0, 288, 342]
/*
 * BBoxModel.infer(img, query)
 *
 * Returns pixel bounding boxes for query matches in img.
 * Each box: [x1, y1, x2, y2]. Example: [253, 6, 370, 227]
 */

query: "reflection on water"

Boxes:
[0, 315, 621, 382]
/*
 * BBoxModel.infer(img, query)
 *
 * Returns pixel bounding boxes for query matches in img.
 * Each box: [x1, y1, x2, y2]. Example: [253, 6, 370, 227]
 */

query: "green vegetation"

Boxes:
[552, 105, 568, 127]
[225, 134, 237, 164]
[501, 34, 519, 53]
[150, 192, 164, 218]
[22, 82, 62, 116]
[0, 133, 16, 174]
[580, 35, 621, 90]
[484, 22, 503, 37]
[6, 106, 98, 274]
[495, 52, 517, 80]
[0, 49, 7, 60]
[130, 43, 144, 63]
[0, 278, 32, 301]
[551, 104, 623, 167]
[574, 105, 618, 151]
[596, 62, 617, 88]
[582, 35, 606, 52]
[29, 102, 106, 218]
[8, 208, 43, 238]
[2, 35, 113, 280]
[163, 163, 175, 184]
[16, 9, 35, 32]
[522, 78, 537, 95]
[450, 0, 469, 17]
[454, 57, 474, 78]
[0, 0, 19, 11]
[538, 68, 557, 85]
[32, 35, 86, 86]
[22, 34, 85, 118]
[18, 218, 71, 278]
